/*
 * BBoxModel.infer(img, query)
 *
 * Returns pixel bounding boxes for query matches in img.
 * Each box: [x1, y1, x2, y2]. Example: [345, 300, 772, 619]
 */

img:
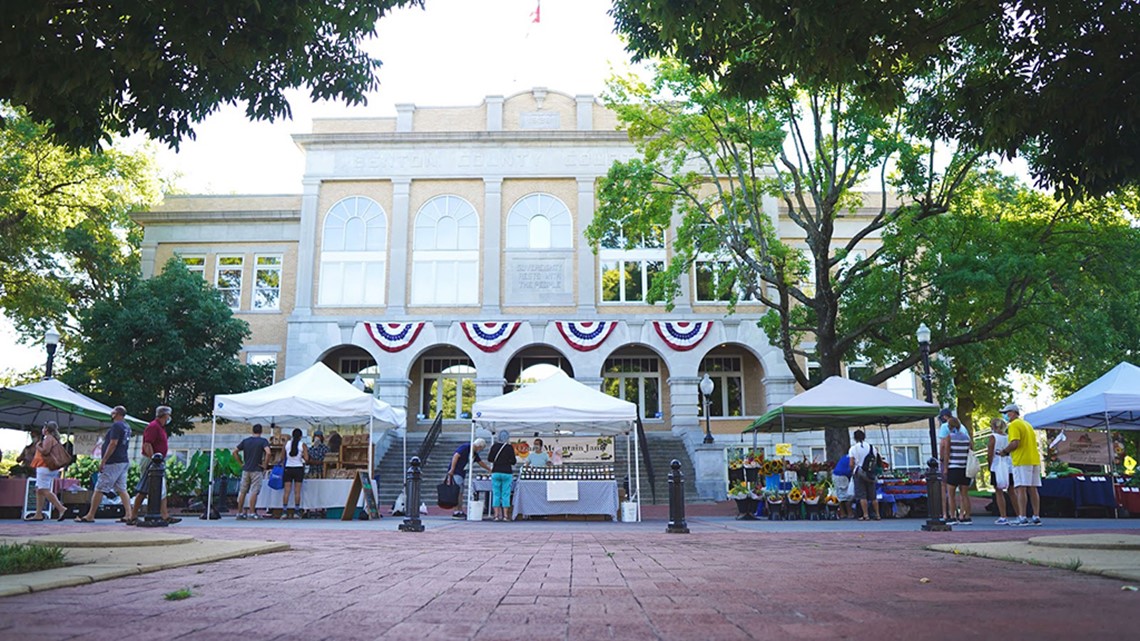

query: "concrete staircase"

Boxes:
[373, 432, 702, 509]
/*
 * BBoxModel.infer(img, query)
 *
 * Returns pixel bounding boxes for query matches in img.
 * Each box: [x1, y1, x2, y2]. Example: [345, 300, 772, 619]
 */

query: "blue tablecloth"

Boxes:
[1040, 476, 1116, 509]
[513, 480, 619, 519]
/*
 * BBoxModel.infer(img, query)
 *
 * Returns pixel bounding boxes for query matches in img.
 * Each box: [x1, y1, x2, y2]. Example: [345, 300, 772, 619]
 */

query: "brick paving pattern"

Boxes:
[1, 521, 1137, 640]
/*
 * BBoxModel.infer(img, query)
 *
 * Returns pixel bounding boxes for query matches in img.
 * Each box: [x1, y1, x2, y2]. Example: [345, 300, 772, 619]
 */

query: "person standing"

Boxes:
[76, 406, 133, 523]
[831, 453, 855, 519]
[987, 417, 1014, 525]
[234, 423, 271, 520]
[526, 438, 549, 467]
[26, 422, 68, 521]
[307, 430, 329, 478]
[128, 406, 180, 525]
[488, 431, 518, 522]
[445, 438, 491, 519]
[848, 429, 881, 520]
[940, 416, 973, 525]
[998, 403, 1042, 526]
[279, 428, 308, 519]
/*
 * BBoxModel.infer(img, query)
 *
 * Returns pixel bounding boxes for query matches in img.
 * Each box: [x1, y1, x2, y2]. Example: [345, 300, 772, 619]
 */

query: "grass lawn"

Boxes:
[0, 542, 66, 575]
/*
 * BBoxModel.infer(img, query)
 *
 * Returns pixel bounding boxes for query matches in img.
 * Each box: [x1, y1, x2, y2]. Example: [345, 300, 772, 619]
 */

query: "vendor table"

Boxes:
[1039, 475, 1116, 514]
[255, 479, 368, 510]
[512, 479, 618, 519]
[1117, 486, 1140, 515]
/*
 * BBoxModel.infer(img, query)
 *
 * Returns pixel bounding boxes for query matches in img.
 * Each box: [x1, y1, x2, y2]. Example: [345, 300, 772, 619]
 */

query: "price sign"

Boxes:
[775, 443, 793, 457]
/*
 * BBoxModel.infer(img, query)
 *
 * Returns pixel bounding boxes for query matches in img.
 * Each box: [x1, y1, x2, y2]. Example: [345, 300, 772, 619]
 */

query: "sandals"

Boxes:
[24, 515, 44, 521]
[74, 516, 95, 523]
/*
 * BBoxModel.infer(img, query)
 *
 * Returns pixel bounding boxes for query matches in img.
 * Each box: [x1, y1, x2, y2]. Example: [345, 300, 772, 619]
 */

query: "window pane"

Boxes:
[602, 377, 620, 399]
[528, 215, 551, 249]
[364, 261, 385, 305]
[726, 376, 743, 416]
[437, 216, 458, 250]
[695, 262, 716, 301]
[643, 377, 659, 417]
[344, 217, 366, 251]
[460, 378, 475, 418]
[708, 376, 725, 416]
[455, 260, 478, 304]
[440, 378, 458, 419]
[622, 379, 638, 407]
[624, 261, 643, 301]
[601, 262, 621, 302]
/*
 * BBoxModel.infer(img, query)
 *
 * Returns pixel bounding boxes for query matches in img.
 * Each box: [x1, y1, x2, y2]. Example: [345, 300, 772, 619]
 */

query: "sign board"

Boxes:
[511, 436, 614, 464]
[1055, 431, 1112, 466]
[342, 471, 381, 521]
[774, 443, 793, 457]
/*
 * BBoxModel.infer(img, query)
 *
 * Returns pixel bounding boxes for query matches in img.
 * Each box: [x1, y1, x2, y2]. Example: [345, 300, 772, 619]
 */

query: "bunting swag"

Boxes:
[364, 322, 425, 353]
[653, 321, 713, 351]
[556, 321, 617, 352]
[461, 322, 521, 353]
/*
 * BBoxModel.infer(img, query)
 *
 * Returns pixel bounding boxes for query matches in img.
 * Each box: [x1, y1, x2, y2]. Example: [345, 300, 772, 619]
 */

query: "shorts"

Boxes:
[946, 467, 970, 487]
[990, 471, 1013, 490]
[1012, 464, 1042, 488]
[134, 460, 168, 498]
[853, 475, 876, 501]
[95, 462, 129, 494]
[35, 467, 60, 491]
[240, 470, 265, 494]
[832, 475, 853, 501]
[283, 467, 305, 483]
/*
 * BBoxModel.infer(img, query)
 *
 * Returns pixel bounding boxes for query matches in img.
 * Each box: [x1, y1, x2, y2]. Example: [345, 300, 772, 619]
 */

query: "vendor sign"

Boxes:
[1055, 430, 1111, 466]
[512, 436, 614, 463]
[774, 443, 793, 457]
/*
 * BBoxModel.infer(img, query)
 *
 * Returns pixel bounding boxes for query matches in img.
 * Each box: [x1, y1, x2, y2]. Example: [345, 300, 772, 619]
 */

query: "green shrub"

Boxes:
[0, 543, 66, 575]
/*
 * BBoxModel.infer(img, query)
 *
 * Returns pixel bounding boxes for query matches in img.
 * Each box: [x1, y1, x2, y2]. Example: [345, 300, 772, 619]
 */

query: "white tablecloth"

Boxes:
[254, 479, 366, 510]
[513, 480, 618, 519]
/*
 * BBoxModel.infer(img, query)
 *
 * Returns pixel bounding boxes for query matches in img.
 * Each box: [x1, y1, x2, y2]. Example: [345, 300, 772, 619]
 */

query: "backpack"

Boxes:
[860, 446, 882, 479]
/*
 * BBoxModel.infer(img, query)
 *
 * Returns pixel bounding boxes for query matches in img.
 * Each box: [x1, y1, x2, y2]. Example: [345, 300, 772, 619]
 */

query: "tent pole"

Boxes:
[207, 415, 217, 521]
[402, 416, 407, 500]
[633, 421, 641, 522]
[368, 415, 374, 501]
[467, 420, 476, 516]
[626, 430, 632, 507]
[1106, 411, 1118, 519]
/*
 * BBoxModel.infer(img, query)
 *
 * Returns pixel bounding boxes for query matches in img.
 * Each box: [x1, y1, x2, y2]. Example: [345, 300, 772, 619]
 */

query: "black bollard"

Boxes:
[138, 453, 169, 528]
[666, 459, 690, 534]
[398, 456, 425, 532]
[921, 457, 951, 531]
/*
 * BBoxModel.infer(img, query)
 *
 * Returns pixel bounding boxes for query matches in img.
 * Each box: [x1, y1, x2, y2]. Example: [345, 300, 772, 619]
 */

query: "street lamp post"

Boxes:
[917, 323, 951, 532]
[44, 327, 60, 379]
[700, 373, 714, 445]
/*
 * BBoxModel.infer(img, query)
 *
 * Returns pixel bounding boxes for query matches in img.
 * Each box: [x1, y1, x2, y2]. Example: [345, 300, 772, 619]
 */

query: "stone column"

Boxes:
[293, 178, 320, 315]
[373, 377, 412, 428]
[388, 179, 411, 315]
[667, 376, 702, 439]
[576, 177, 597, 314]
[482, 178, 503, 314]
[486, 95, 504, 131]
[692, 443, 728, 501]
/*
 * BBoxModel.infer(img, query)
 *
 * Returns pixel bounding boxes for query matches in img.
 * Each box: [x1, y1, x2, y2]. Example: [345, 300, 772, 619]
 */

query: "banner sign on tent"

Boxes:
[653, 321, 712, 351]
[511, 436, 614, 464]
[461, 321, 521, 352]
[1055, 430, 1112, 465]
[555, 321, 617, 352]
[364, 322, 425, 353]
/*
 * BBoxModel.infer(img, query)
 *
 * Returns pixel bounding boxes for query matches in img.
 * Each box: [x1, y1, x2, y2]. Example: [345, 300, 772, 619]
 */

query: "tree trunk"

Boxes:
[825, 426, 851, 464]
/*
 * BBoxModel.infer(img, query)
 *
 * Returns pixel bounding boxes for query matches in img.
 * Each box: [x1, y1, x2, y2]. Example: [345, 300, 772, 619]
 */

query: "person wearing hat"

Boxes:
[308, 430, 329, 479]
[446, 438, 491, 519]
[997, 403, 1042, 526]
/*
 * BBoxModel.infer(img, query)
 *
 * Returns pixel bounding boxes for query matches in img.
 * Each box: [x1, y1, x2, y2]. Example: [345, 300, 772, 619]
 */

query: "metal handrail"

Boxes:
[636, 414, 657, 504]
[416, 411, 444, 465]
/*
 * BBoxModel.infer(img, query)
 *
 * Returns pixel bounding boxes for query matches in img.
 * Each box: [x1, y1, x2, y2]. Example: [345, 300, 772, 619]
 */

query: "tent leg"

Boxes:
[207, 416, 217, 521]
[467, 421, 476, 516]
[633, 423, 641, 522]
[1106, 414, 1118, 519]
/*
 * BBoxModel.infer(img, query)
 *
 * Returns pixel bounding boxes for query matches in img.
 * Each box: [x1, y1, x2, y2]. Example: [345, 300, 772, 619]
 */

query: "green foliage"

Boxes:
[61, 259, 263, 435]
[127, 461, 141, 494]
[0, 543, 66, 575]
[184, 449, 243, 497]
[164, 457, 197, 498]
[69, 455, 100, 490]
[0, 108, 162, 339]
[610, 0, 1140, 200]
[0, 2, 425, 149]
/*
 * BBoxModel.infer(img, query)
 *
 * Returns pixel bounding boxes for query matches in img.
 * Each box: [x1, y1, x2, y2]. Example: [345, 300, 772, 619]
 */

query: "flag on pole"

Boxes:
[530, 1, 541, 24]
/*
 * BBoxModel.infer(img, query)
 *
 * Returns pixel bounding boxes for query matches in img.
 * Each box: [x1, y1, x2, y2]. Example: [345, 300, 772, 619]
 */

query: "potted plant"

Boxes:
[727, 480, 759, 520]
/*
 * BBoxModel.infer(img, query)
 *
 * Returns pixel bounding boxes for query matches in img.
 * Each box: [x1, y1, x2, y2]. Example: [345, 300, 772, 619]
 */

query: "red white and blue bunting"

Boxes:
[461, 321, 521, 353]
[364, 322, 425, 353]
[653, 321, 713, 351]
[556, 321, 618, 352]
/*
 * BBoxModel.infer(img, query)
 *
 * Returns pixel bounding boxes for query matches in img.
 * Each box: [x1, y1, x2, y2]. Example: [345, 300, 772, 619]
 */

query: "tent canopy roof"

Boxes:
[1024, 362, 1140, 430]
[471, 371, 637, 433]
[744, 376, 940, 433]
[213, 362, 405, 428]
[0, 379, 147, 432]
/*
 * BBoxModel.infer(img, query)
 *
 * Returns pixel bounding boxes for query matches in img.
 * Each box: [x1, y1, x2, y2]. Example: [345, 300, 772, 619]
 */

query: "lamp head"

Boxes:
[699, 373, 714, 396]
[44, 326, 61, 348]
[916, 322, 931, 345]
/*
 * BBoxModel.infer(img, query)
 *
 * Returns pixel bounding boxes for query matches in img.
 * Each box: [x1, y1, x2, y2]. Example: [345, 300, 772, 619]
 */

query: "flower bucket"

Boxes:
[765, 474, 780, 492]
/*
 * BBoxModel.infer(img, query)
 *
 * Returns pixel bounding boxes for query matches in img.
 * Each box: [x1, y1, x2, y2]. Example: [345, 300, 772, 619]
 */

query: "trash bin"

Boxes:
[467, 500, 484, 520]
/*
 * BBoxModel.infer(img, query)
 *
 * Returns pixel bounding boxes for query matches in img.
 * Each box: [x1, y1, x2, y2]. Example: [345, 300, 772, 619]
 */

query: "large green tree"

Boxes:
[0, 107, 162, 338]
[0, 1, 424, 148]
[62, 259, 268, 435]
[610, 0, 1140, 200]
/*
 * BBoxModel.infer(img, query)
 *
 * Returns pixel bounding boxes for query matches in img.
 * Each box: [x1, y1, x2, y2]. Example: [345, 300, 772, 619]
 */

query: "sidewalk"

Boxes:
[1, 516, 1138, 640]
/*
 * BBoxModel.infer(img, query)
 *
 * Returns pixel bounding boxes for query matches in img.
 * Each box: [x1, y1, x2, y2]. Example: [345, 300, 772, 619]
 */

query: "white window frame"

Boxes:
[506, 193, 572, 249]
[603, 357, 662, 419]
[247, 352, 278, 384]
[421, 358, 477, 420]
[809, 447, 827, 463]
[886, 370, 917, 399]
[698, 356, 746, 417]
[411, 195, 479, 305]
[252, 254, 282, 310]
[599, 223, 665, 304]
[319, 197, 388, 307]
[180, 254, 206, 279]
[892, 445, 923, 470]
[215, 255, 244, 310]
[693, 256, 762, 303]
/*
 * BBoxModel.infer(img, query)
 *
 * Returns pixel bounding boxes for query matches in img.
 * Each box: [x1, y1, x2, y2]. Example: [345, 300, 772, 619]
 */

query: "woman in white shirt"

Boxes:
[280, 428, 309, 519]
[987, 418, 1014, 525]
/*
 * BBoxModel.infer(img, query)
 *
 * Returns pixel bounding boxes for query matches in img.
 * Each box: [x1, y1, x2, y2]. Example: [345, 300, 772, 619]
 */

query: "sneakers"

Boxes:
[250, 513, 261, 520]
[1032, 516, 1043, 526]
[236, 513, 247, 521]
[1011, 517, 1030, 527]
[452, 511, 466, 519]
[957, 518, 973, 525]
[945, 519, 959, 525]
[994, 517, 1009, 525]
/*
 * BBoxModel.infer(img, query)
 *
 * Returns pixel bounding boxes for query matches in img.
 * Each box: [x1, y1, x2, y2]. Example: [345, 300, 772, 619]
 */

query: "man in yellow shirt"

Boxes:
[998, 403, 1042, 526]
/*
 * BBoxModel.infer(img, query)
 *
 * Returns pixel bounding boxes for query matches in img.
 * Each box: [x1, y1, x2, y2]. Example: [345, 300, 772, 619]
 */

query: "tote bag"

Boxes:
[436, 479, 461, 509]
[267, 465, 285, 490]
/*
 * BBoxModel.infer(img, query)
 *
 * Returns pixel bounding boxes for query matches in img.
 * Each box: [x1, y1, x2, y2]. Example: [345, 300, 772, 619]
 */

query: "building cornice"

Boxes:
[292, 130, 631, 149]
[132, 209, 301, 226]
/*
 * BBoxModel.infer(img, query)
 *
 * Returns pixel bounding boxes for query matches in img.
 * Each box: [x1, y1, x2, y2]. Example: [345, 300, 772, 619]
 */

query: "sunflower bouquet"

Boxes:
[727, 480, 758, 500]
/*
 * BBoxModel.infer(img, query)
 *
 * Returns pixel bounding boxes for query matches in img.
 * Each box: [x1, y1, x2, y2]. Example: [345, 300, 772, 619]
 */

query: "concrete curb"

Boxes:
[928, 534, 1140, 583]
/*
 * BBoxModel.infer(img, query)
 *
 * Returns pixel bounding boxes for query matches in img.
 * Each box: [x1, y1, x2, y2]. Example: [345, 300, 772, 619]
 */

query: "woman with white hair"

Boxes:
[27, 421, 69, 521]
[446, 437, 491, 519]
[488, 431, 518, 522]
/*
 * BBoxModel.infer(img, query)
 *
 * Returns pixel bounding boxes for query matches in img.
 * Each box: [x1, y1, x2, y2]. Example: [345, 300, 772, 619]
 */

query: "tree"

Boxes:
[61, 259, 268, 435]
[0, 107, 162, 338]
[589, 62, 1140, 457]
[0, 1, 424, 149]
[609, 0, 1140, 200]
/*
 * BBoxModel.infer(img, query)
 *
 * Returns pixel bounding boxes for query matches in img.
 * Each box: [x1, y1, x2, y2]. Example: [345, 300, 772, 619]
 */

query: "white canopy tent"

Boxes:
[210, 362, 406, 517]
[468, 370, 641, 520]
[1025, 362, 1140, 431]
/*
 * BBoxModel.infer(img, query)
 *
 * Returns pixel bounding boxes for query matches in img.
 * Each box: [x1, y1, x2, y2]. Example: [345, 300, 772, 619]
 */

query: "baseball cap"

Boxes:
[313, 430, 324, 436]
[1000, 403, 1020, 413]
[938, 408, 954, 418]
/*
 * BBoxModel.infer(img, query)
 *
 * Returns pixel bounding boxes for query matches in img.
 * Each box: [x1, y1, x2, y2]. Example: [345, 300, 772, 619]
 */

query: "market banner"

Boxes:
[652, 320, 712, 351]
[460, 321, 521, 352]
[555, 320, 617, 352]
[363, 321, 425, 353]
[1055, 430, 1112, 466]
[511, 435, 615, 464]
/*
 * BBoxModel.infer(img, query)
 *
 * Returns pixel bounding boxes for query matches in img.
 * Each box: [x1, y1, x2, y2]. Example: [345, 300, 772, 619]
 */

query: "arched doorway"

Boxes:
[412, 346, 477, 422]
[503, 345, 574, 395]
[601, 344, 669, 422]
[319, 345, 378, 392]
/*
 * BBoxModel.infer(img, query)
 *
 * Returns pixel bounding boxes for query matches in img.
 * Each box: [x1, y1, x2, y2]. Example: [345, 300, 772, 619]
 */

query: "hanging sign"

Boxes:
[555, 320, 618, 352]
[364, 322, 425, 353]
[1055, 430, 1112, 466]
[511, 436, 614, 463]
[774, 443, 793, 457]
[460, 321, 521, 352]
[653, 321, 712, 351]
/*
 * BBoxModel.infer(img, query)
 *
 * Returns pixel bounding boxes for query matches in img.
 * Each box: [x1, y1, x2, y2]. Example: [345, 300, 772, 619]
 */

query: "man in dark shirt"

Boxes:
[234, 424, 271, 520]
[446, 438, 490, 519]
[77, 406, 133, 522]
[127, 406, 180, 524]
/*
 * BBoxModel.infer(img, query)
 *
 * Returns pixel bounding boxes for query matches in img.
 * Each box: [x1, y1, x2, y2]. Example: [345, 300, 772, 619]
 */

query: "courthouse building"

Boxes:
[134, 88, 930, 499]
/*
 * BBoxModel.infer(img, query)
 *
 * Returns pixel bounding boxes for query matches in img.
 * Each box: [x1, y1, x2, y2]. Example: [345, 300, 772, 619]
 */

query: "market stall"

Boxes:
[0, 378, 148, 432]
[468, 370, 638, 521]
[210, 362, 405, 518]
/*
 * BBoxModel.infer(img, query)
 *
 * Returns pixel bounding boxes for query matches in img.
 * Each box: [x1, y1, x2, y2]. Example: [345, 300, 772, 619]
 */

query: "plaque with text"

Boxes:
[504, 253, 573, 305]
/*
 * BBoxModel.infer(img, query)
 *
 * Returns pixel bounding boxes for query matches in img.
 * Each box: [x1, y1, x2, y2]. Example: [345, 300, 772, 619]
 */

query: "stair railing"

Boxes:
[416, 411, 444, 466]
[636, 414, 657, 504]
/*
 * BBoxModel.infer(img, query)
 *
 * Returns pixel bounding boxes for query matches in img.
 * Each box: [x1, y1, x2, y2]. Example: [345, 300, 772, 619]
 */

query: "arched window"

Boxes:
[319, 197, 387, 306]
[506, 193, 572, 249]
[412, 195, 479, 305]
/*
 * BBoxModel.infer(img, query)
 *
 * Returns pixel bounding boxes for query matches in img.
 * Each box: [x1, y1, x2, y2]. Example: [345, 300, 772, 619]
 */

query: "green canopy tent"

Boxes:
[743, 376, 939, 452]
[0, 379, 147, 432]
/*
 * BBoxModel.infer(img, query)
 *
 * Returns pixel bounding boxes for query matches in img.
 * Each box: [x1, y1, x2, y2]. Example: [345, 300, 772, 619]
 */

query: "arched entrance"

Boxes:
[318, 345, 378, 392]
[601, 344, 670, 423]
[411, 345, 477, 422]
[502, 345, 575, 395]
